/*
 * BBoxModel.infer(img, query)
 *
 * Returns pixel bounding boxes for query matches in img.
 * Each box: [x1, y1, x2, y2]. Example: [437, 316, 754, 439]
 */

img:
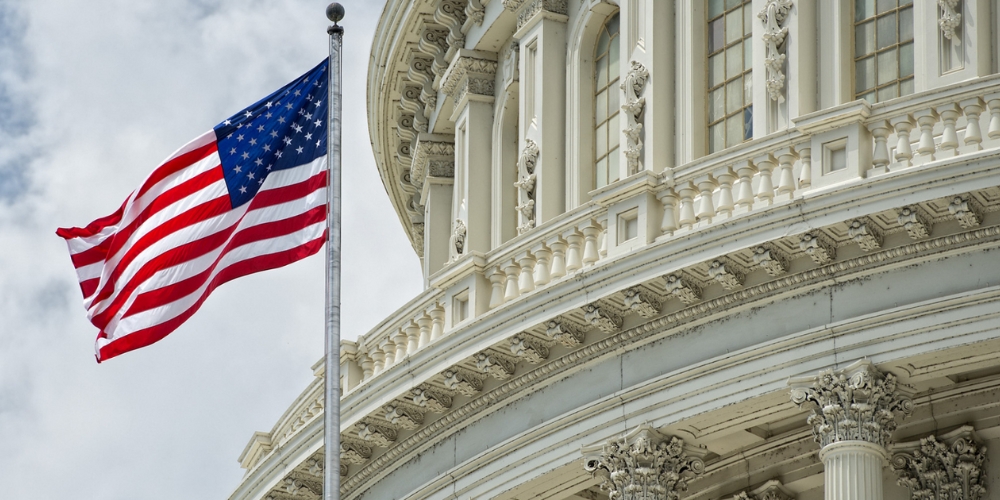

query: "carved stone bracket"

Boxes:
[897, 206, 933, 240]
[623, 287, 662, 318]
[664, 274, 702, 305]
[949, 195, 983, 228]
[848, 218, 884, 252]
[583, 425, 707, 500]
[938, 0, 962, 45]
[410, 135, 455, 190]
[758, 0, 793, 102]
[475, 351, 517, 380]
[752, 243, 790, 277]
[621, 61, 649, 175]
[340, 438, 373, 465]
[545, 319, 585, 347]
[799, 232, 836, 265]
[891, 426, 987, 500]
[383, 401, 425, 430]
[442, 367, 485, 396]
[355, 421, 398, 448]
[733, 480, 796, 500]
[411, 386, 453, 412]
[440, 54, 498, 107]
[463, 0, 485, 33]
[516, 139, 540, 234]
[583, 302, 624, 333]
[789, 360, 913, 448]
[505, 0, 568, 31]
[510, 334, 550, 363]
[708, 258, 746, 290]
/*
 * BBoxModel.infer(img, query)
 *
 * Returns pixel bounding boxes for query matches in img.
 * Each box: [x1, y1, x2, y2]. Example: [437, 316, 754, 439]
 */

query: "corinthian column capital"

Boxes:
[890, 426, 988, 500]
[789, 360, 913, 449]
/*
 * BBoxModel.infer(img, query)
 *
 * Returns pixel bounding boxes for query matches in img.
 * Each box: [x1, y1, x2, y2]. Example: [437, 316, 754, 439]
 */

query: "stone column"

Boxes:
[583, 424, 706, 500]
[789, 360, 913, 500]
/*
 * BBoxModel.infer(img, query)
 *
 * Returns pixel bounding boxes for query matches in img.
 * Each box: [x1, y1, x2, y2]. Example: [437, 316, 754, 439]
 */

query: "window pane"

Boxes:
[609, 35, 620, 78]
[859, 90, 876, 103]
[856, 56, 875, 92]
[709, 53, 725, 87]
[856, 21, 875, 57]
[609, 114, 620, 150]
[709, 0, 725, 19]
[726, 10, 743, 44]
[726, 0, 741, 10]
[709, 18, 725, 53]
[597, 30, 609, 57]
[607, 14, 619, 36]
[877, 50, 898, 85]
[596, 89, 608, 123]
[743, 106, 754, 141]
[727, 77, 743, 114]
[744, 74, 753, 105]
[608, 83, 620, 115]
[899, 0, 912, 5]
[596, 122, 608, 156]
[727, 43, 743, 78]
[596, 158, 608, 188]
[709, 87, 725, 122]
[855, 0, 874, 22]
[608, 147, 620, 180]
[597, 56, 608, 87]
[744, 38, 752, 70]
[899, 42, 914, 77]
[899, 78, 914, 96]
[744, 4, 753, 34]
[877, 13, 897, 50]
[709, 123, 725, 152]
[899, 7, 913, 41]
[876, 0, 895, 14]
[726, 114, 742, 147]
[877, 84, 898, 101]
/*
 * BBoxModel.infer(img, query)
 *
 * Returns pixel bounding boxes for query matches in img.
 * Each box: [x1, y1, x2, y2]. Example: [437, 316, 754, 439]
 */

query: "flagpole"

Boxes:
[324, 3, 344, 500]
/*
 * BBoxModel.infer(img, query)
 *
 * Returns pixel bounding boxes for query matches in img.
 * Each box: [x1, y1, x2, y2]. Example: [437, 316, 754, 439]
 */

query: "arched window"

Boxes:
[594, 13, 620, 189]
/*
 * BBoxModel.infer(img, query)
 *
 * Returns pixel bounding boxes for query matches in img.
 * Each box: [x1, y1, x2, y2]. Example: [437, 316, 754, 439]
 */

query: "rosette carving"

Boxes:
[584, 426, 706, 500]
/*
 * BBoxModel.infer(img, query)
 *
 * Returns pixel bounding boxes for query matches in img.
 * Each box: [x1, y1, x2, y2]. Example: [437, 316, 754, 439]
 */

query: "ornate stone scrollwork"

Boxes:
[583, 302, 624, 333]
[623, 287, 662, 318]
[799, 232, 836, 265]
[758, 0, 793, 102]
[897, 206, 933, 240]
[356, 421, 398, 448]
[708, 259, 745, 290]
[583, 425, 706, 500]
[510, 335, 550, 364]
[949, 195, 983, 229]
[516, 139, 540, 235]
[410, 136, 455, 190]
[752, 244, 789, 277]
[938, 0, 962, 45]
[463, 0, 485, 32]
[506, 0, 568, 31]
[891, 426, 987, 500]
[664, 274, 702, 305]
[411, 386, 453, 412]
[475, 351, 517, 380]
[848, 218, 884, 252]
[450, 218, 467, 261]
[621, 61, 649, 175]
[383, 401, 425, 430]
[733, 480, 796, 500]
[789, 360, 913, 448]
[545, 319, 585, 347]
[340, 438, 373, 465]
[442, 367, 484, 396]
[441, 55, 498, 107]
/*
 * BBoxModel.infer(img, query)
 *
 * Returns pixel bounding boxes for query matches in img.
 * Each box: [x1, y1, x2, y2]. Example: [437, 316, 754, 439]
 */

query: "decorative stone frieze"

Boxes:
[410, 136, 455, 189]
[848, 218, 884, 252]
[949, 195, 983, 229]
[789, 360, 913, 449]
[664, 274, 702, 305]
[708, 259, 745, 290]
[584, 425, 706, 500]
[383, 402, 425, 430]
[505, 0, 568, 31]
[891, 426, 987, 500]
[356, 421, 397, 448]
[510, 335, 549, 364]
[622, 287, 661, 318]
[515, 139, 540, 234]
[938, 0, 962, 45]
[583, 302, 623, 333]
[545, 319, 585, 347]
[897, 206, 933, 240]
[758, 0, 792, 102]
[475, 351, 517, 380]
[799, 232, 836, 265]
[340, 438, 373, 465]
[441, 54, 498, 107]
[621, 61, 649, 175]
[752, 244, 790, 277]
[411, 386, 453, 412]
[442, 367, 484, 396]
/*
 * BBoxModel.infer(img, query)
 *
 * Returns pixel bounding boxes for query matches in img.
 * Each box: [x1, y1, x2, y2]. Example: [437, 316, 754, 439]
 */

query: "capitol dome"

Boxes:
[230, 1, 1000, 499]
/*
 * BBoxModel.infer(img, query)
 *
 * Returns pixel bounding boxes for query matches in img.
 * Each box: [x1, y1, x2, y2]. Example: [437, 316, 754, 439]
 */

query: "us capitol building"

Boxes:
[229, 1, 1000, 499]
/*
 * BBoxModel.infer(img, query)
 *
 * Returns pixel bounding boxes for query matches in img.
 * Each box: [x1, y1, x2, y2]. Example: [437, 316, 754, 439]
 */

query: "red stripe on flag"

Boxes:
[135, 141, 218, 199]
[80, 278, 100, 299]
[56, 199, 128, 240]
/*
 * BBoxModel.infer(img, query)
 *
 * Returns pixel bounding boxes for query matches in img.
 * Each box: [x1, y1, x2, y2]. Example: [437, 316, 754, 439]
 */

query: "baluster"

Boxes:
[598, 215, 608, 259]
[582, 221, 601, 266]
[429, 303, 445, 341]
[380, 337, 395, 367]
[715, 169, 735, 218]
[960, 97, 984, 151]
[797, 147, 812, 188]
[936, 104, 960, 156]
[913, 109, 939, 160]
[503, 260, 521, 300]
[987, 94, 1000, 139]
[371, 346, 385, 375]
[533, 244, 552, 286]
[517, 251, 536, 293]
[695, 176, 718, 223]
[890, 115, 914, 165]
[360, 351, 374, 380]
[867, 120, 891, 170]
[417, 314, 432, 349]
[775, 148, 797, 199]
[488, 267, 505, 309]
[754, 154, 776, 206]
[565, 231, 584, 272]
[549, 237, 567, 279]
[734, 160, 756, 210]
[678, 184, 697, 229]
[657, 188, 679, 235]
[405, 321, 420, 354]
[392, 328, 408, 361]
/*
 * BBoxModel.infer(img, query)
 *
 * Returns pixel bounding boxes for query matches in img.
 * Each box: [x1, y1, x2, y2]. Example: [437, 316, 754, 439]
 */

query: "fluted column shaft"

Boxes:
[822, 441, 888, 500]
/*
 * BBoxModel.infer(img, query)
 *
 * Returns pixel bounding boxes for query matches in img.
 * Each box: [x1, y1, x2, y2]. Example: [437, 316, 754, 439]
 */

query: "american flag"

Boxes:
[57, 59, 330, 362]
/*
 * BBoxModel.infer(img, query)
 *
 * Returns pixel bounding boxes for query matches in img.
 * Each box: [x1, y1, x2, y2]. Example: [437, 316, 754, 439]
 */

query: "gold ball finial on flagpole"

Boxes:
[326, 3, 345, 24]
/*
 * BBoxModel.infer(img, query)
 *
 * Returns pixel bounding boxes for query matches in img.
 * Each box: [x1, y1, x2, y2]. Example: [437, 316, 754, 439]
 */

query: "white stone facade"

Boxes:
[228, 1, 1000, 499]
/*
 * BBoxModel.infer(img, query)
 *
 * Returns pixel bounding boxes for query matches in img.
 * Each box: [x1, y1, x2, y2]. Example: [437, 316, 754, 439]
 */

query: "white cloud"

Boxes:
[0, 1, 423, 498]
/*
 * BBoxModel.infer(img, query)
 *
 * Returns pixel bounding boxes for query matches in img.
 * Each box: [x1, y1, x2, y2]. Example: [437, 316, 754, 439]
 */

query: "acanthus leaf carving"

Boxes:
[622, 287, 661, 318]
[708, 258, 745, 290]
[949, 195, 983, 229]
[891, 427, 987, 500]
[340, 438, 373, 465]
[450, 218, 467, 261]
[584, 425, 706, 500]
[664, 274, 702, 305]
[442, 367, 484, 396]
[355, 421, 397, 448]
[848, 218, 884, 252]
[516, 139, 540, 235]
[411, 386, 453, 412]
[475, 351, 517, 380]
[758, 0, 793, 102]
[799, 232, 836, 265]
[621, 61, 649, 175]
[510, 335, 550, 363]
[938, 0, 962, 45]
[383, 401, 425, 430]
[897, 205, 933, 240]
[752, 243, 790, 277]
[545, 319, 585, 347]
[583, 302, 623, 333]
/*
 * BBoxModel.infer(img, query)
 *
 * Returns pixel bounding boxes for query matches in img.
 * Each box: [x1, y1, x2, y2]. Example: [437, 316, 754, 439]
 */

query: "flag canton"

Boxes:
[214, 59, 329, 208]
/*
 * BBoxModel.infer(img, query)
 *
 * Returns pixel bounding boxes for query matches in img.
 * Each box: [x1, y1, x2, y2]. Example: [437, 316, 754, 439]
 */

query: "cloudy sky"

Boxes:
[0, 1, 423, 498]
